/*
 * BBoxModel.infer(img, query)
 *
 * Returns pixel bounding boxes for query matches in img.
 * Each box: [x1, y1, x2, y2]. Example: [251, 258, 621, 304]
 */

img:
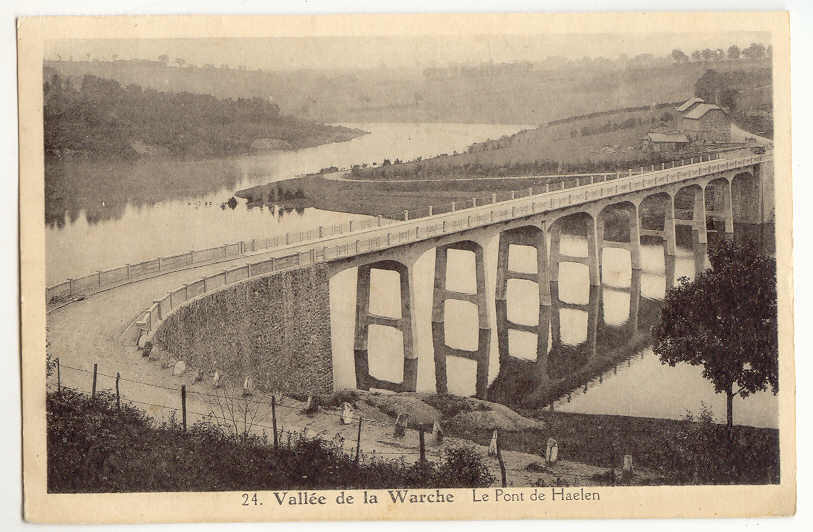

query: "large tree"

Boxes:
[653, 240, 778, 434]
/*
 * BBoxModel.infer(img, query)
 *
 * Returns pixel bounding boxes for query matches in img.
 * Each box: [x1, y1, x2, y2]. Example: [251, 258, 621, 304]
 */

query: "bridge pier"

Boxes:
[598, 203, 642, 271]
[664, 250, 676, 292]
[550, 216, 601, 286]
[489, 301, 552, 406]
[707, 179, 735, 241]
[694, 243, 708, 276]
[495, 224, 551, 306]
[692, 185, 708, 245]
[353, 260, 418, 392]
[586, 216, 601, 285]
[550, 282, 600, 361]
[432, 241, 491, 398]
[628, 268, 641, 335]
[664, 195, 677, 256]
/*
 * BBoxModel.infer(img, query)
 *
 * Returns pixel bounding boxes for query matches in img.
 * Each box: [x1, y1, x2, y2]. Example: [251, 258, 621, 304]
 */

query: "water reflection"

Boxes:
[331, 224, 778, 428]
[46, 122, 527, 284]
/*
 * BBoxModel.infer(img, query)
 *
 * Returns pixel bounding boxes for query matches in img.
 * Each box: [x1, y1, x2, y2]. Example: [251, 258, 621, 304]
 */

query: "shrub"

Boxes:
[434, 445, 495, 488]
[47, 390, 496, 492]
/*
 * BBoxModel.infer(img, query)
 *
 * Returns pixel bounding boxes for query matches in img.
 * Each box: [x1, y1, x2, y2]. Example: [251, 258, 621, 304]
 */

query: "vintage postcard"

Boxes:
[18, 12, 794, 523]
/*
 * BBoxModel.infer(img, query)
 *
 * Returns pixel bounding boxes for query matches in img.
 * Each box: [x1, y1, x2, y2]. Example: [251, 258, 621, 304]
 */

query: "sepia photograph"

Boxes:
[16, 10, 794, 524]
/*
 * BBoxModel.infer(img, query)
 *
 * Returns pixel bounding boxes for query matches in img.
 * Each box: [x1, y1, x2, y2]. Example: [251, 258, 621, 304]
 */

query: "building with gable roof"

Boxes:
[680, 102, 730, 143]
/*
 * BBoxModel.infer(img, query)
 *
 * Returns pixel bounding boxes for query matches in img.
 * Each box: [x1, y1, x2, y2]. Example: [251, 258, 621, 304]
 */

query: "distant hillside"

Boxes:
[43, 71, 366, 161]
[44, 58, 771, 126]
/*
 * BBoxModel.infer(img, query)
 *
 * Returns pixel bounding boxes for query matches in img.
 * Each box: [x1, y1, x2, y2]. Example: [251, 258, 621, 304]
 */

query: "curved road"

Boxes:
[46, 246, 621, 485]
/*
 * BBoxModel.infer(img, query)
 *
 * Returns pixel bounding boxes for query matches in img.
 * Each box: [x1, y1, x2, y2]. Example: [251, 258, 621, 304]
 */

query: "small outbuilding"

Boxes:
[642, 131, 690, 152]
[680, 103, 731, 143]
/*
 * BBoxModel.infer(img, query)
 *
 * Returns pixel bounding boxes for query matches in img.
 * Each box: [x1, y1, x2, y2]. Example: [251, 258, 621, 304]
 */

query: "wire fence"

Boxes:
[49, 359, 457, 465]
[49, 356, 523, 488]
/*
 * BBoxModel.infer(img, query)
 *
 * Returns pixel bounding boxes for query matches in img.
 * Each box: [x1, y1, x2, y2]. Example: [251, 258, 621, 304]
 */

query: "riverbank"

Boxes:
[44, 73, 369, 162]
[317, 390, 778, 486]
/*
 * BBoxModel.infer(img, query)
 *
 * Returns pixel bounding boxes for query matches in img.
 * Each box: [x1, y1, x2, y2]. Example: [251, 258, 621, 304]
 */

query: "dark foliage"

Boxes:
[43, 73, 360, 160]
[653, 239, 778, 431]
[459, 410, 779, 485]
[47, 389, 494, 492]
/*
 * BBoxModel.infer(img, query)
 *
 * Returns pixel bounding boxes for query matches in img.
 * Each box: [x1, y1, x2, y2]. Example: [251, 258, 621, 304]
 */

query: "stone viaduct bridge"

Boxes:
[47, 151, 772, 397]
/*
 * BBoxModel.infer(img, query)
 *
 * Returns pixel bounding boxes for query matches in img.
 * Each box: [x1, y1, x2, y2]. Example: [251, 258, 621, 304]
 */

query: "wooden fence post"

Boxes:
[272, 395, 279, 450]
[91, 363, 97, 399]
[181, 385, 187, 432]
[115, 372, 120, 410]
[496, 430, 507, 487]
[355, 417, 363, 463]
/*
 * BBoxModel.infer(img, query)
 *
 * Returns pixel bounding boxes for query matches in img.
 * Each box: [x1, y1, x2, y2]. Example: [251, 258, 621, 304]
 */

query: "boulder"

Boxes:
[448, 402, 545, 432]
[213, 370, 222, 388]
[364, 393, 441, 427]
[172, 360, 186, 376]
[148, 346, 163, 362]
[163, 357, 177, 370]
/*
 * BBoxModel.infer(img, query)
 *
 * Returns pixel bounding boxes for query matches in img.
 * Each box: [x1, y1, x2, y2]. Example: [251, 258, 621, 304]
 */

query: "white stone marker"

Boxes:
[622, 455, 634, 481]
[488, 430, 498, 457]
[242, 376, 254, 396]
[394, 414, 409, 438]
[432, 420, 444, 444]
[340, 402, 354, 425]
[172, 360, 186, 376]
[545, 437, 559, 465]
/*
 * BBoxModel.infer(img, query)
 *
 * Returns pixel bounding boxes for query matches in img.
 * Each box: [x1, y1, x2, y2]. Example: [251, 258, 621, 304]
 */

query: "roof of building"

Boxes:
[647, 132, 690, 143]
[682, 103, 727, 120]
[675, 97, 704, 112]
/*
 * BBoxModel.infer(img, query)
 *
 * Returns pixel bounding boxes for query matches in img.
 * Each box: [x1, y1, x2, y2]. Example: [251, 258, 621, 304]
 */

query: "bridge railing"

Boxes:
[50, 153, 731, 306]
[134, 152, 769, 342]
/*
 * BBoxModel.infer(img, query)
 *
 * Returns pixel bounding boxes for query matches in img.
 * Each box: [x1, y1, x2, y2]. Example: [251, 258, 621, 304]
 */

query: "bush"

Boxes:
[47, 389, 495, 492]
[434, 445, 495, 488]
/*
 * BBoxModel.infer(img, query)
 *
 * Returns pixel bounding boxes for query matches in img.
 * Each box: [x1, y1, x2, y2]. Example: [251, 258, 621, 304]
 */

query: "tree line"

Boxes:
[43, 72, 359, 160]
[671, 42, 771, 64]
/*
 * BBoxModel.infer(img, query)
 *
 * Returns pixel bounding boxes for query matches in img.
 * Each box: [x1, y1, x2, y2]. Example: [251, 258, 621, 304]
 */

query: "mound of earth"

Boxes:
[323, 390, 544, 432]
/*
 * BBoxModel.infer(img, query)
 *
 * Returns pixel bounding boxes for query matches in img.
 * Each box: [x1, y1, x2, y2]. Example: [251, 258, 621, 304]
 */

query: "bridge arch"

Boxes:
[432, 238, 491, 398]
[595, 200, 641, 271]
[352, 258, 419, 393]
[547, 211, 601, 287]
[731, 171, 760, 224]
[704, 176, 735, 238]
[673, 182, 708, 245]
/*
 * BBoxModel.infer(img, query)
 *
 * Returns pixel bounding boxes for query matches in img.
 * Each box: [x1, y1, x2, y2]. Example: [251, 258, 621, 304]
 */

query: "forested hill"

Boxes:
[44, 57, 770, 125]
[43, 72, 366, 160]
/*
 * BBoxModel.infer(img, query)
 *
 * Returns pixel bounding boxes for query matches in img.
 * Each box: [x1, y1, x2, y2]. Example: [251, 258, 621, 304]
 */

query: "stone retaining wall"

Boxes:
[153, 264, 333, 394]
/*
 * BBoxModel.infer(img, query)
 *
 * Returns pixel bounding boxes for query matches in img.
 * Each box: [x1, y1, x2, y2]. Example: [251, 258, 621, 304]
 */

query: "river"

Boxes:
[45, 121, 777, 429]
[45, 122, 529, 285]
[328, 228, 778, 429]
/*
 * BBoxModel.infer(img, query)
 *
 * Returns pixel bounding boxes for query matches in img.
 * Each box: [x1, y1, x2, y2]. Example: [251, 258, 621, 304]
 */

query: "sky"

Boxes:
[45, 31, 770, 71]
